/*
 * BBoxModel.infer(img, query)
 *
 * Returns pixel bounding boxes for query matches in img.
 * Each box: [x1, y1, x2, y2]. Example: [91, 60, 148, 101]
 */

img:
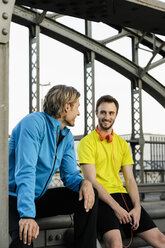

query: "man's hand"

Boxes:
[114, 205, 132, 225]
[19, 218, 39, 245]
[129, 206, 141, 230]
[79, 180, 95, 212]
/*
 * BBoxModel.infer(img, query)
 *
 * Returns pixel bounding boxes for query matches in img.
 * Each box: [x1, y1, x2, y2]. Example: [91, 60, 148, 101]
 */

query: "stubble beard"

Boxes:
[99, 119, 114, 131]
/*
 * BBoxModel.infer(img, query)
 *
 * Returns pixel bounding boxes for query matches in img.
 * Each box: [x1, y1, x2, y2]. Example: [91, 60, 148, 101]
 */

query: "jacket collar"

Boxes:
[44, 112, 70, 136]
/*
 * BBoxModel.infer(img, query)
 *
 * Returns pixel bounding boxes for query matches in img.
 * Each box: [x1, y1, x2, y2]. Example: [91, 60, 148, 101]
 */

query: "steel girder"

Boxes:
[84, 21, 95, 135]
[12, 6, 165, 109]
[15, 0, 165, 36]
[29, 25, 40, 113]
[130, 36, 145, 182]
[0, 1, 16, 246]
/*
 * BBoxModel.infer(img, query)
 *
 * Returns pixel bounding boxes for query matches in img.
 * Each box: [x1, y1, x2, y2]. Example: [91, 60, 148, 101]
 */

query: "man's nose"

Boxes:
[104, 113, 110, 119]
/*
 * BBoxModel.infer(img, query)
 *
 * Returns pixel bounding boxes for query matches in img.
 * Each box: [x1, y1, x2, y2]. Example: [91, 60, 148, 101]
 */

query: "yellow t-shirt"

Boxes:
[77, 130, 134, 194]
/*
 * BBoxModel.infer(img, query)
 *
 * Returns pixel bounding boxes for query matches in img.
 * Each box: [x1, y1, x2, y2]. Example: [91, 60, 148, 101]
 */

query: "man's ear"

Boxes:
[64, 103, 70, 113]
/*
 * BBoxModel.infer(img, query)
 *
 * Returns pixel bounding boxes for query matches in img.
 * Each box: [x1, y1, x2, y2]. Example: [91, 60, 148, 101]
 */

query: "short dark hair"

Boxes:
[43, 84, 80, 118]
[96, 95, 119, 113]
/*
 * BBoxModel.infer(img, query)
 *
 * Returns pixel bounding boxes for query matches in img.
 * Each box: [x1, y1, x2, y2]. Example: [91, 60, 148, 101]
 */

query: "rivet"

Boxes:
[55, 234, 62, 240]
[2, 28, 8, 35]
[48, 234, 53, 242]
[3, 0, 9, 3]
[2, 12, 8, 20]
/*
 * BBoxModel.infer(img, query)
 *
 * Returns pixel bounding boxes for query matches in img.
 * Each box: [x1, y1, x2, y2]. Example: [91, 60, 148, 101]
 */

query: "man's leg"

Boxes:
[103, 230, 122, 248]
[73, 188, 98, 248]
[9, 196, 33, 248]
[138, 228, 165, 248]
[9, 238, 32, 248]
[133, 205, 165, 248]
[97, 199, 123, 248]
[36, 187, 98, 248]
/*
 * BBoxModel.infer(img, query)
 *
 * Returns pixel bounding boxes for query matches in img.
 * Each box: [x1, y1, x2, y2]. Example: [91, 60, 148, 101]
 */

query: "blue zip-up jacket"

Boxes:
[9, 112, 84, 218]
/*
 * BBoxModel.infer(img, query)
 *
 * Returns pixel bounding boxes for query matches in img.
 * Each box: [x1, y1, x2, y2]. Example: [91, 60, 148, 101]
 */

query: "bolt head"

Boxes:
[48, 234, 53, 242]
[2, 28, 8, 35]
[55, 234, 62, 240]
[2, 12, 8, 19]
[3, 0, 9, 3]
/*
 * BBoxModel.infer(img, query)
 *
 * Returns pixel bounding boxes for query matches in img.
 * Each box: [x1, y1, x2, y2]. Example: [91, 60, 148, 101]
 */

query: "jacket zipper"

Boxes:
[38, 131, 66, 199]
[38, 148, 58, 199]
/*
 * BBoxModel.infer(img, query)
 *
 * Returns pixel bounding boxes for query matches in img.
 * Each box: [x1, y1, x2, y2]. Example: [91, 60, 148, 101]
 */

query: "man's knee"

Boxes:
[104, 237, 122, 248]
[103, 230, 122, 248]
[9, 236, 33, 248]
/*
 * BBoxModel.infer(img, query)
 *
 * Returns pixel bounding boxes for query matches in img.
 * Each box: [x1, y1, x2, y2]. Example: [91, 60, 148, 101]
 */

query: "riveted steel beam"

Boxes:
[84, 21, 95, 134]
[15, 0, 165, 36]
[0, 1, 16, 246]
[29, 25, 40, 113]
[0, 0, 15, 44]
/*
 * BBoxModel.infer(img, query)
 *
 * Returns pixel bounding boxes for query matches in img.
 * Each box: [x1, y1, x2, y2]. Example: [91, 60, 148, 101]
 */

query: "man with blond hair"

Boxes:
[9, 85, 98, 248]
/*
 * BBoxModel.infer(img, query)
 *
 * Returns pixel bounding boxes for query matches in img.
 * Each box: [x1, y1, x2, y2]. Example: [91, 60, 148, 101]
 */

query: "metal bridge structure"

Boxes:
[0, 0, 165, 247]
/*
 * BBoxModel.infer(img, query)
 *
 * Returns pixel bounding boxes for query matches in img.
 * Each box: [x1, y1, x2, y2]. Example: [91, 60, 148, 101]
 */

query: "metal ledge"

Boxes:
[37, 215, 74, 230]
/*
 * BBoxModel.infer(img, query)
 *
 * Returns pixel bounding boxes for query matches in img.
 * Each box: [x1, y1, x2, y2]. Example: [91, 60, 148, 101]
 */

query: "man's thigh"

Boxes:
[98, 193, 157, 239]
[97, 194, 133, 239]
[134, 206, 156, 234]
[97, 199, 120, 238]
[9, 196, 20, 239]
[9, 196, 33, 248]
[36, 187, 80, 218]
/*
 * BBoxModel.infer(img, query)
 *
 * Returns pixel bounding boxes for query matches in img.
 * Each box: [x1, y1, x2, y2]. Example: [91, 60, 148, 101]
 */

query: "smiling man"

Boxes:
[77, 94, 165, 248]
[9, 84, 98, 248]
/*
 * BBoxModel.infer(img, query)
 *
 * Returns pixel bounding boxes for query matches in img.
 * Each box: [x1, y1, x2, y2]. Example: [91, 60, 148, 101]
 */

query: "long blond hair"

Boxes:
[43, 84, 80, 118]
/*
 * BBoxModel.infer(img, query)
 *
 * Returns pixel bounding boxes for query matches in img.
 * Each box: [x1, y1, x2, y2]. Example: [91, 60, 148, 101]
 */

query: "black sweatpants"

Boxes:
[9, 187, 98, 248]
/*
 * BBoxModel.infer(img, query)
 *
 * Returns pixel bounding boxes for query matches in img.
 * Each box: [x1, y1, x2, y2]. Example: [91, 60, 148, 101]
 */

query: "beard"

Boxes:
[98, 118, 114, 131]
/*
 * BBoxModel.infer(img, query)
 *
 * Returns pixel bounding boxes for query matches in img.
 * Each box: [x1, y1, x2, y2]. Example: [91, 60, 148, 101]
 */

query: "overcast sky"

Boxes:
[9, 15, 165, 136]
